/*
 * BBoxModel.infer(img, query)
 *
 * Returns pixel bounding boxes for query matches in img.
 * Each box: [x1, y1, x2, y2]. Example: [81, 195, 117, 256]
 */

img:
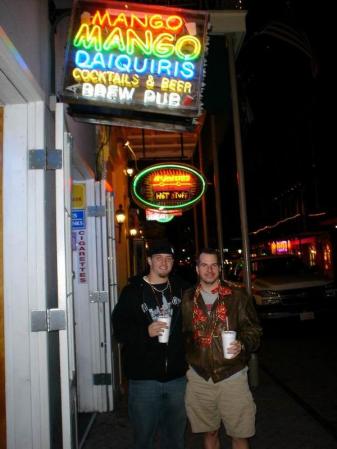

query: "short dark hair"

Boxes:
[196, 248, 221, 265]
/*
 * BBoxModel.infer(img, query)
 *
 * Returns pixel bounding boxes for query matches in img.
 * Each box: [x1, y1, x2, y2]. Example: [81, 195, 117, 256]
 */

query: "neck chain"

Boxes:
[145, 277, 172, 310]
[150, 281, 169, 293]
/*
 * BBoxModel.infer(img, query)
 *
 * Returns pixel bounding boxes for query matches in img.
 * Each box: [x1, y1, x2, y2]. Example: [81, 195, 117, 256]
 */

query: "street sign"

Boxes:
[72, 210, 86, 230]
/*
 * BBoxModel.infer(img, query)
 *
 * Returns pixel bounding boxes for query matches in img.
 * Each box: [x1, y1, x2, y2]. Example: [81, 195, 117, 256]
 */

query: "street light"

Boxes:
[129, 228, 138, 237]
[115, 204, 126, 243]
[124, 166, 135, 177]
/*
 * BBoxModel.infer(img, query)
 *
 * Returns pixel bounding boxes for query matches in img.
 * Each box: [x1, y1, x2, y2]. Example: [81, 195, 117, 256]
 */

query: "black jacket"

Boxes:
[112, 275, 189, 381]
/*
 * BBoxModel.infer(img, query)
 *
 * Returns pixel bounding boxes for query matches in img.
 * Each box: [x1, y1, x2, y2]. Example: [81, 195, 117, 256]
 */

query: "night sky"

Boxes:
[120, 0, 332, 259]
[164, 0, 332, 255]
[238, 0, 332, 232]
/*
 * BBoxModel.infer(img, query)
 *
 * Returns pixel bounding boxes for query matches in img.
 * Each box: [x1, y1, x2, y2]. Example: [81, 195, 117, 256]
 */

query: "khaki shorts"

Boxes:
[185, 368, 256, 438]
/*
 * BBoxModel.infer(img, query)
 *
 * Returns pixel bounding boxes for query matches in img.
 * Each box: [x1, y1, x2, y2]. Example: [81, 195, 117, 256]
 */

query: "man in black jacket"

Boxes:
[112, 240, 189, 449]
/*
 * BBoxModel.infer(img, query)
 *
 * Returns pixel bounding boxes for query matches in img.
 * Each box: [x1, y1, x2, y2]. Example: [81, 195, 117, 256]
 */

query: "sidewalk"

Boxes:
[82, 368, 337, 449]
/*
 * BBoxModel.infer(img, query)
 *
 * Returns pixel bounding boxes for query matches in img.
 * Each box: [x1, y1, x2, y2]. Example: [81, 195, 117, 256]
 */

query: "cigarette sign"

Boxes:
[76, 230, 88, 284]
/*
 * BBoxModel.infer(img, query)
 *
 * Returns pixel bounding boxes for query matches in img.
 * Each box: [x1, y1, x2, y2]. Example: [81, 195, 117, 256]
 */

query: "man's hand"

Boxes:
[148, 320, 168, 338]
[227, 340, 243, 358]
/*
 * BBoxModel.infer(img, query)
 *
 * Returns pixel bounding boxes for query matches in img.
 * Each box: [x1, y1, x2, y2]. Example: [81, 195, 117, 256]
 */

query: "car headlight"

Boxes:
[254, 290, 281, 305]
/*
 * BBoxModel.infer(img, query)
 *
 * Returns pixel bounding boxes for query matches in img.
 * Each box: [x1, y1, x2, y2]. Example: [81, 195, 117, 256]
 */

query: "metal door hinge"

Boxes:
[31, 308, 66, 332]
[29, 149, 62, 170]
[87, 205, 106, 217]
[89, 291, 108, 303]
[93, 373, 112, 385]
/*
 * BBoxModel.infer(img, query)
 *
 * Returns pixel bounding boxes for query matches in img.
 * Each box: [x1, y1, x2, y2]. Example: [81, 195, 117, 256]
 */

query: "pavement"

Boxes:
[81, 365, 337, 449]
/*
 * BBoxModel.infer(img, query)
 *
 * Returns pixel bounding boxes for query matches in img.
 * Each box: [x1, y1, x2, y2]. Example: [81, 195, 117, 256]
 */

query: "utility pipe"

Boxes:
[210, 115, 224, 273]
[198, 138, 209, 248]
[227, 35, 252, 295]
[227, 35, 258, 388]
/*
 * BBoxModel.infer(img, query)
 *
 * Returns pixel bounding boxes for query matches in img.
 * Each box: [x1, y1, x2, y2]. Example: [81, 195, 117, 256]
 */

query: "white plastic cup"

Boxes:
[221, 330, 237, 359]
[157, 315, 171, 343]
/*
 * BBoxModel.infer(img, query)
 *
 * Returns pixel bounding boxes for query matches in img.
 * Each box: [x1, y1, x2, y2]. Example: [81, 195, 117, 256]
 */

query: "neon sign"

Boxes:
[62, 1, 208, 119]
[145, 209, 180, 223]
[132, 163, 207, 210]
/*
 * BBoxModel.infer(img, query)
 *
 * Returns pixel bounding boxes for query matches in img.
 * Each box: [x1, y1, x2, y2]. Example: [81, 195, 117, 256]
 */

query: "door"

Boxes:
[73, 181, 118, 413]
[105, 191, 121, 404]
[92, 182, 114, 411]
[55, 103, 78, 449]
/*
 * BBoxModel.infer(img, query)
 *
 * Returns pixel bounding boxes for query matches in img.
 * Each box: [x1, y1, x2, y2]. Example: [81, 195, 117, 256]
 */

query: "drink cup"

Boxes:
[221, 330, 237, 359]
[157, 315, 171, 343]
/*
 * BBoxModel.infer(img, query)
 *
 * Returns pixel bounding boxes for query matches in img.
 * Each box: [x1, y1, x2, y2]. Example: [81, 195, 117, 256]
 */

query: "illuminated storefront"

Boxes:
[268, 234, 333, 278]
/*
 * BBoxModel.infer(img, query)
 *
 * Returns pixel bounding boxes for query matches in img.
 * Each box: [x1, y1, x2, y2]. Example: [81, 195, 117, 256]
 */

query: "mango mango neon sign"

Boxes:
[63, 1, 208, 118]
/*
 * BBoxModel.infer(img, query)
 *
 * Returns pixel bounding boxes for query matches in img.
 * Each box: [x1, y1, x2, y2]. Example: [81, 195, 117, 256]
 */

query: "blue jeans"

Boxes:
[128, 377, 187, 449]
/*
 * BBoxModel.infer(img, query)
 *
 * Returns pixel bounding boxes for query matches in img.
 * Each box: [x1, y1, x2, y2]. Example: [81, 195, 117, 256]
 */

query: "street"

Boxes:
[256, 315, 337, 441]
[82, 314, 337, 449]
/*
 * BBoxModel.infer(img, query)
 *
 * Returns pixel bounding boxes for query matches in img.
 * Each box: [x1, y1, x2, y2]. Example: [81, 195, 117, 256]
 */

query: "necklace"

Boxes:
[144, 277, 172, 312]
[150, 282, 169, 293]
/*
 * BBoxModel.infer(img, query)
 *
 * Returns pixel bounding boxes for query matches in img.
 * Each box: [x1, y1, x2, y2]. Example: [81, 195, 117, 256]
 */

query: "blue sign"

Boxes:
[72, 210, 86, 230]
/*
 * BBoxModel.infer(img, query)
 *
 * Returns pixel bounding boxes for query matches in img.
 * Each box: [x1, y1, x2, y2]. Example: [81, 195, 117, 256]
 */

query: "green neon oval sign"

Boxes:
[132, 163, 207, 211]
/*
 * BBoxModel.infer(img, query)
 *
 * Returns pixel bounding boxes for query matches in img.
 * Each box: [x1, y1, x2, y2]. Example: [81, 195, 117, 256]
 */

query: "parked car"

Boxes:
[225, 254, 337, 320]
